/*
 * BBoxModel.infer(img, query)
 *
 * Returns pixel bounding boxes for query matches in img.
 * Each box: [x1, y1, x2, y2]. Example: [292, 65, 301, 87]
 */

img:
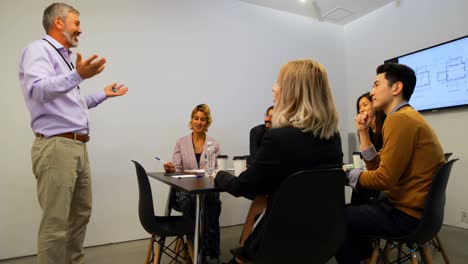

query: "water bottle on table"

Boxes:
[205, 141, 216, 177]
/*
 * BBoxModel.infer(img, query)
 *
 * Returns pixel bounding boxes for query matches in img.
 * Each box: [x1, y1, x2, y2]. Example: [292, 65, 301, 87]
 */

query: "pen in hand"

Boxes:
[155, 156, 166, 163]
[156, 157, 176, 173]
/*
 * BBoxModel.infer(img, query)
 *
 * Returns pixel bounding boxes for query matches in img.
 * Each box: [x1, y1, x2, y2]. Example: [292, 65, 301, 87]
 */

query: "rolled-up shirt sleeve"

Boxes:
[346, 169, 363, 190]
[346, 144, 376, 190]
[361, 144, 377, 161]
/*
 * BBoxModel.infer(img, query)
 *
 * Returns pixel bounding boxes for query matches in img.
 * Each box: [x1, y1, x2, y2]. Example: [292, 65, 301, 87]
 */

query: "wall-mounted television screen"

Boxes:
[385, 35, 468, 112]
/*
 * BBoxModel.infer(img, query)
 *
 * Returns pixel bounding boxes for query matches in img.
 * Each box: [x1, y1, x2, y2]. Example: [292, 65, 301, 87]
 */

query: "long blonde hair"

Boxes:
[272, 59, 339, 139]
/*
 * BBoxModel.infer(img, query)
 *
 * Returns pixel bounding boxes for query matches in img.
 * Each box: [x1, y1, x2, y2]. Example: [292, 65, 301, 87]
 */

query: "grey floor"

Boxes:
[1, 225, 467, 263]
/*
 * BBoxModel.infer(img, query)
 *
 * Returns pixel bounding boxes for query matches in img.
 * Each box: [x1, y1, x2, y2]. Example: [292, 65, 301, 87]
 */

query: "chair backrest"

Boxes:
[131, 160, 157, 234]
[255, 169, 346, 264]
[444, 152, 453, 161]
[403, 159, 458, 243]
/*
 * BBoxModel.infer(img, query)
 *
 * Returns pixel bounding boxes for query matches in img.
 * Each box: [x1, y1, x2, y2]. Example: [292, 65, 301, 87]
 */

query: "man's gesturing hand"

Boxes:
[75, 52, 106, 79]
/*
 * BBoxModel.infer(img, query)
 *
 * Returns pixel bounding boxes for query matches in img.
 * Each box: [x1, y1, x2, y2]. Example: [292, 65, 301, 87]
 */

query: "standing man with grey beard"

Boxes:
[19, 3, 128, 263]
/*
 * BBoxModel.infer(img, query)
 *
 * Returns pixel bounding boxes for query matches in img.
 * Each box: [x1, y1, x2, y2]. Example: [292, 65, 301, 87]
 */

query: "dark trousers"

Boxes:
[173, 190, 222, 258]
[335, 198, 420, 264]
[350, 188, 381, 205]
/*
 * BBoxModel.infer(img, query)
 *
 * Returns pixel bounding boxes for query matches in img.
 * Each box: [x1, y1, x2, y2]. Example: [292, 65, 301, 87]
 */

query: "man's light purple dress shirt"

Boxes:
[19, 35, 107, 137]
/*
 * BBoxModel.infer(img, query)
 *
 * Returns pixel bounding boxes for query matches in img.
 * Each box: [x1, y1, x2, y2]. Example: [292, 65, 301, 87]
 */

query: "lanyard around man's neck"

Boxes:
[43, 38, 79, 89]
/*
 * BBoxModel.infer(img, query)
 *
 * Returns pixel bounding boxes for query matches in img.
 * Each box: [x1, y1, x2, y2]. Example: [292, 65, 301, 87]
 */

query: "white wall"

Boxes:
[0, 0, 346, 259]
[344, 0, 468, 229]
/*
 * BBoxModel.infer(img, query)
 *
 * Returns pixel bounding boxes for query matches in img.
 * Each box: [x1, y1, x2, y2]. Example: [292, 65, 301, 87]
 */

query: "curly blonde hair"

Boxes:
[189, 104, 213, 132]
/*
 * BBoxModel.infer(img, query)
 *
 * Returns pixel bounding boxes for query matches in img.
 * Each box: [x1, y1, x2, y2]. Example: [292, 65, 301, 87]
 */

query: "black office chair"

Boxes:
[253, 169, 346, 264]
[444, 153, 453, 161]
[424, 153, 455, 264]
[131, 160, 194, 264]
[369, 159, 458, 264]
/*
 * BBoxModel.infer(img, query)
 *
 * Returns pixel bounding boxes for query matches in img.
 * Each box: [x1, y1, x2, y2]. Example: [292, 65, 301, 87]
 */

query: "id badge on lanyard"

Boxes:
[43, 38, 87, 110]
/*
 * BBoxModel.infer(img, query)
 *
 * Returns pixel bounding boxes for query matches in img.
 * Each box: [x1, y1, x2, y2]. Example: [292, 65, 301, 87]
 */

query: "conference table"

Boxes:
[147, 172, 223, 264]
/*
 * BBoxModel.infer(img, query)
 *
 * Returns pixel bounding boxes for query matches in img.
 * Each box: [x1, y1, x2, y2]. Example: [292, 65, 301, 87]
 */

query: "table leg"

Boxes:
[165, 188, 172, 216]
[194, 193, 205, 264]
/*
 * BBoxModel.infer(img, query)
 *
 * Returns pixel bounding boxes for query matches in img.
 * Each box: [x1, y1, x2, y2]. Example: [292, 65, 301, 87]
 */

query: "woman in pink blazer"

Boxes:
[164, 104, 222, 263]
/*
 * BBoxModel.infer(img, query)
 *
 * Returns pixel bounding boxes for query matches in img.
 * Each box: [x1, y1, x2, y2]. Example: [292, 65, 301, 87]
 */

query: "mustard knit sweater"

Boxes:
[359, 106, 445, 219]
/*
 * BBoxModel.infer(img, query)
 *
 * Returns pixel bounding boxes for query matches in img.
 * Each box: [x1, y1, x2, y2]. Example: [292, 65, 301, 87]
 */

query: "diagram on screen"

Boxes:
[437, 56, 466, 84]
[415, 66, 430, 88]
[402, 52, 468, 110]
[396, 37, 468, 111]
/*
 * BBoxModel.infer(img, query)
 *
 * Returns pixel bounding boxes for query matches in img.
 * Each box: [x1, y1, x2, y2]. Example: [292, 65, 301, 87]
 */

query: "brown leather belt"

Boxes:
[35, 133, 90, 143]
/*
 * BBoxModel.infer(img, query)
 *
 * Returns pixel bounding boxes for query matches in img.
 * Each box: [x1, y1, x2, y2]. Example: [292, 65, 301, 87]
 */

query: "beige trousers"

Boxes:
[32, 136, 92, 264]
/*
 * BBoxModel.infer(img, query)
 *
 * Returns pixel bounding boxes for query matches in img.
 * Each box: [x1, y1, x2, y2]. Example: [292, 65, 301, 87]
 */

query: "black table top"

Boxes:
[147, 172, 223, 194]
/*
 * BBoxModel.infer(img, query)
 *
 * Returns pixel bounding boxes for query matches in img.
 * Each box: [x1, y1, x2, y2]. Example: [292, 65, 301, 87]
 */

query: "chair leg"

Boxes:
[422, 243, 433, 264]
[180, 238, 189, 264]
[186, 238, 194, 263]
[184, 241, 193, 264]
[368, 240, 380, 264]
[434, 235, 450, 264]
[397, 243, 403, 264]
[153, 237, 163, 264]
[174, 237, 183, 262]
[145, 236, 155, 264]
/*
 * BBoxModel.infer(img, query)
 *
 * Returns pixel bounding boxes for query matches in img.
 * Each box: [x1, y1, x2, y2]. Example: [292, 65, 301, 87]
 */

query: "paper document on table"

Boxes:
[171, 174, 202, 178]
[183, 169, 205, 174]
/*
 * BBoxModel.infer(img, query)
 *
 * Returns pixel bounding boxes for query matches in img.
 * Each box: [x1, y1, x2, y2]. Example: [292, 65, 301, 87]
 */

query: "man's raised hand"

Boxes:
[75, 52, 106, 79]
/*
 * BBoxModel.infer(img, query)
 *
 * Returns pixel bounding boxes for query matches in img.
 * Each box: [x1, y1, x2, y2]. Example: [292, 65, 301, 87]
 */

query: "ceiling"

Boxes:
[238, 0, 397, 24]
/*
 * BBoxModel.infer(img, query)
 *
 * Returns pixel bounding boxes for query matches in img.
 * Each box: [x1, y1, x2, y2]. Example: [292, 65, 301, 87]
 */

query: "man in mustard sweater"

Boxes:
[336, 63, 445, 263]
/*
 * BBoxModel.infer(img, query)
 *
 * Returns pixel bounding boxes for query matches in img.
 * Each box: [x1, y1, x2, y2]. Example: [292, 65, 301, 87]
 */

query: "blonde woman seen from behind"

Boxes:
[272, 59, 339, 138]
[215, 59, 343, 263]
